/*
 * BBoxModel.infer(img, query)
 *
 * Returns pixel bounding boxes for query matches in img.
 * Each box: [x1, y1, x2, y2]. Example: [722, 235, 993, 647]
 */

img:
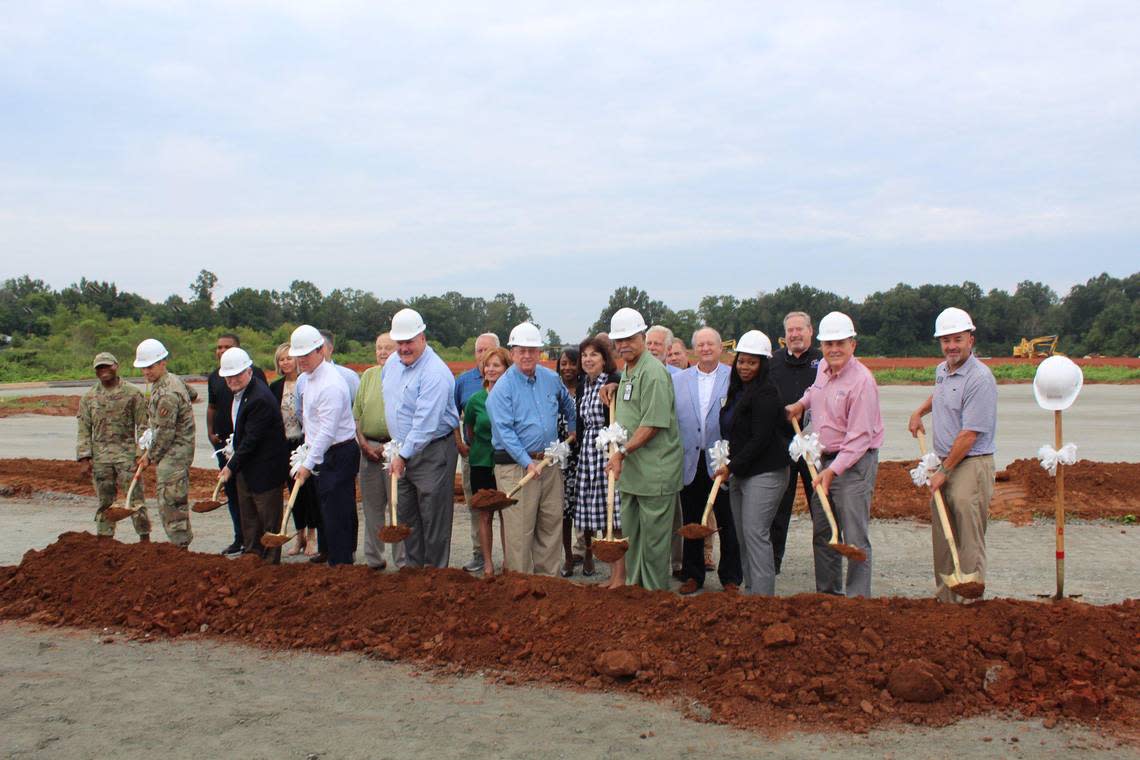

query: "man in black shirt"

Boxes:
[207, 332, 267, 555]
[767, 311, 823, 574]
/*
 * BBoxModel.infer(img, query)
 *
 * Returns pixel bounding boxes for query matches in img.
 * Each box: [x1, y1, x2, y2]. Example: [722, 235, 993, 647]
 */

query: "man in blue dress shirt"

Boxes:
[487, 322, 576, 576]
[382, 308, 460, 568]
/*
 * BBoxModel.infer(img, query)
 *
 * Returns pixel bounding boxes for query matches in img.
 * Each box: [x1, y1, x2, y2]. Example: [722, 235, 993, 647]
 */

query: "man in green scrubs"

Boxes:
[606, 307, 683, 591]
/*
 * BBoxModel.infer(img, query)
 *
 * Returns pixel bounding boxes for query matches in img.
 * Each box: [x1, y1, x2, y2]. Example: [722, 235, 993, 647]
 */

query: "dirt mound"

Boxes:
[1, 534, 1137, 737]
[871, 459, 1140, 524]
[0, 458, 220, 499]
[0, 395, 81, 418]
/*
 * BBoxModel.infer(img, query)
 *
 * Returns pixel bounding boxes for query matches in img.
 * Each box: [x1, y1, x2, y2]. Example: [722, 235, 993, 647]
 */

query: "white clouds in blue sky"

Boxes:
[2, 1, 1138, 339]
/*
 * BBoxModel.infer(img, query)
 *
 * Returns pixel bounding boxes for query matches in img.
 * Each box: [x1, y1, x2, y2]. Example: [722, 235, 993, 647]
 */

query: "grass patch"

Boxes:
[872, 364, 1140, 385]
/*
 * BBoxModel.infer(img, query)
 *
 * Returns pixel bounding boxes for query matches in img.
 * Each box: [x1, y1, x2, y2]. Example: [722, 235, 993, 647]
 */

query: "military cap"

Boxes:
[92, 352, 119, 368]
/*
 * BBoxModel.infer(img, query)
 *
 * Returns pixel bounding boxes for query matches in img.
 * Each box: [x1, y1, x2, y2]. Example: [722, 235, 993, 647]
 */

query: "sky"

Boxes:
[2, 1, 1139, 341]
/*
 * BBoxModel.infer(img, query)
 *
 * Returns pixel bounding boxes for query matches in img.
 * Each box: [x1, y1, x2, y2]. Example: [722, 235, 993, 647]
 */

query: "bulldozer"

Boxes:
[1012, 335, 1060, 358]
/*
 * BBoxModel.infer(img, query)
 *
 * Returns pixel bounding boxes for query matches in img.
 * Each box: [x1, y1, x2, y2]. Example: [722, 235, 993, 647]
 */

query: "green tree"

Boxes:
[588, 286, 677, 337]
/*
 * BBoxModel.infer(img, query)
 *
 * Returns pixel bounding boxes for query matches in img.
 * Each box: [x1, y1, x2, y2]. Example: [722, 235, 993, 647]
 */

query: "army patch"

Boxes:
[159, 406, 169, 417]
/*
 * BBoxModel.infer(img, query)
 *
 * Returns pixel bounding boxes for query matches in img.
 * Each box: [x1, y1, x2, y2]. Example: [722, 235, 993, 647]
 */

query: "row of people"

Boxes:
[77, 302, 995, 603]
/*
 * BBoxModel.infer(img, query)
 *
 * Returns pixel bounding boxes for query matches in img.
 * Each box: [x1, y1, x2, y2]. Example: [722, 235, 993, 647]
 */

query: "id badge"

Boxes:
[623, 382, 633, 401]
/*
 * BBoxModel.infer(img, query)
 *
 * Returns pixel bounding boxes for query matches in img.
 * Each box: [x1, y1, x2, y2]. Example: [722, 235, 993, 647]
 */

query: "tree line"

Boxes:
[1, 269, 1138, 358]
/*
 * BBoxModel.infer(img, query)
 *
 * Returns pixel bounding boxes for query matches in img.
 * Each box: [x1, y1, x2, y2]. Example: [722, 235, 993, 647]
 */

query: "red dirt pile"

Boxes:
[873, 459, 1140, 524]
[1, 533, 1137, 736]
[0, 458, 219, 499]
[0, 395, 81, 418]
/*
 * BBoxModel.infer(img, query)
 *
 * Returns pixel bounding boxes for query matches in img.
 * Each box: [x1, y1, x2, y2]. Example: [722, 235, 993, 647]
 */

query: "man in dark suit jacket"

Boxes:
[218, 347, 288, 562]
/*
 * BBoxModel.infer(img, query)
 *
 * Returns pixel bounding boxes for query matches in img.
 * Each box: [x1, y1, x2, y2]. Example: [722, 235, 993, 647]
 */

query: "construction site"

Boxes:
[1, 378, 1137, 759]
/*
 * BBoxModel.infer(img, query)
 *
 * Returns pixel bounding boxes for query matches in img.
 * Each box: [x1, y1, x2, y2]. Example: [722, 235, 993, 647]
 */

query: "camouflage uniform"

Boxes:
[77, 379, 150, 537]
[146, 371, 197, 547]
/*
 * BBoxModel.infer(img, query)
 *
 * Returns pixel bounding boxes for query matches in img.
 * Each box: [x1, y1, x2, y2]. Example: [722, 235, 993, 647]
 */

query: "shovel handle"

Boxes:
[506, 458, 550, 498]
[604, 395, 619, 540]
[1053, 410, 1065, 599]
[277, 478, 303, 534]
[390, 469, 399, 525]
[791, 418, 841, 540]
[701, 474, 724, 526]
[122, 462, 145, 511]
[211, 477, 224, 501]
[916, 431, 966, 576]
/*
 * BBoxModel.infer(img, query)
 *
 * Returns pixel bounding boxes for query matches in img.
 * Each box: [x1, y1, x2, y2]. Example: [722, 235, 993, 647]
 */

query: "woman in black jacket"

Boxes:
[716, 330, 791, 595]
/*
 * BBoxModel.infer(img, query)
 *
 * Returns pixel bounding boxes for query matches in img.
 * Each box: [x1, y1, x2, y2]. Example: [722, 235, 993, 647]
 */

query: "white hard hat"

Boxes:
[735, 330, 773, 358]
[218, 347, 253, 377]
[934, 307, 976, 338]
[133, 338, 169, 368]
[507, 322, 543, 348]
[609, 307, 648, 340]
[288, 324, 324, 357]
[817, 311, 857, 341]
[390, 308, 426, 341]
[1033, 355, 1084, 411]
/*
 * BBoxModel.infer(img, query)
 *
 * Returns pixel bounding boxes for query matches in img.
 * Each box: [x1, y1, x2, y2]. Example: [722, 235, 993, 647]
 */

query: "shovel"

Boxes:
[593, 398, 629, 563]
[916, 431, 984, 599]
[103, 463, 145, 523]
[469, 446, 563, 512]
[676, 474, 723, 540]
[191, 478, 226, 513]
[261, 479, 303, 548]
[378, 468, 411, 543]
[792, 418, 866, 562]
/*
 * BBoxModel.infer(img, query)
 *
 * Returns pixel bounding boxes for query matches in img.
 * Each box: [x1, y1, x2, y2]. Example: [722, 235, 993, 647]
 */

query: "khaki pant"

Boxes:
[359, 444, 406, 569]
[494, 463, 563, 576]
[461, 455, 482, 562]
[932, 455, 994, 603]
[92, 459, 149, 538]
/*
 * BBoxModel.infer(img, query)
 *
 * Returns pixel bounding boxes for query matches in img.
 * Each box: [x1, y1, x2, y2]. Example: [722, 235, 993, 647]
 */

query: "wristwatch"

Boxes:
[937, 464, 950, 476]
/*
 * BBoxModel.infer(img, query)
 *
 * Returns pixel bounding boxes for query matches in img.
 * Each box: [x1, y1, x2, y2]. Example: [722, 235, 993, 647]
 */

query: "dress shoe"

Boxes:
[308, 552, 328, 564]
[679, 579, 700, 595]
[220, 541, 243, 557]
[722, 583, 740, 593]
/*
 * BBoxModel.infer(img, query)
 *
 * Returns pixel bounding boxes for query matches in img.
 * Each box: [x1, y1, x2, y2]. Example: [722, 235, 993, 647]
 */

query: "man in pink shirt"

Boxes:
[785, 311, 883, 597]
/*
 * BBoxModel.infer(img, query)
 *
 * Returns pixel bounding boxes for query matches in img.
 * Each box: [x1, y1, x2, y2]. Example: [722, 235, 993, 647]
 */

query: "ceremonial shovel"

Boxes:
[191, 478, 225, 513]
[791, 418, 866, 561]
[378, 462, 411, 543]
[103, 463, 145, 523]
[261, 479, 304, 548]
[592, 399, 629, 563]
[677, 441, 728, 540]
[916, 431, 984, 599]
[469, 440, 569, 512]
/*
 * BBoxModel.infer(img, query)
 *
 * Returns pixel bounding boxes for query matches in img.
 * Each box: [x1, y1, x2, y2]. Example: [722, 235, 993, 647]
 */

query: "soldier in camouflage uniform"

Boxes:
[134, 338, 196, 548]
[76, 352, 151, 540]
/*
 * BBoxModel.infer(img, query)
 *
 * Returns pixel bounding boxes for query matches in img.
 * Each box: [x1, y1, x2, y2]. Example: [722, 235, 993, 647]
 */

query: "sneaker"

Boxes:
[463, 556, 485, 573]
[220, 541, 243, 556]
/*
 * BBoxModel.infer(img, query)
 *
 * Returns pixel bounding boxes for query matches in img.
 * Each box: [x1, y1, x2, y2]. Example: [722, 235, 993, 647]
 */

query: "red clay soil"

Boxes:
[3, 458, 1135, 524]
[872, 459, 1140, 524]
[0, 458, 220, 499]
[0, 395, 81, 418]
[1, 533, 1137, 737]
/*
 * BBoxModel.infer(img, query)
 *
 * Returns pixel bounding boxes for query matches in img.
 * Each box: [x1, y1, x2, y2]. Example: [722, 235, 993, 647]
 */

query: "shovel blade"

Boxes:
[469, 488, 516, 512]
[191, 499, 224, 513]
[676, 523, 716, 540]
[378, 525, 412, 544]
[592, 539, 629, 564]
[942, 572, 985, 599]
[828, 542, 867, 562]
[103, 506, 135, 523]
[260, 531, 293, 548]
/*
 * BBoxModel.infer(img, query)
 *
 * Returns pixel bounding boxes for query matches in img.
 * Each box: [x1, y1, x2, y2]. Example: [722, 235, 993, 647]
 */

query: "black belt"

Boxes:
[327, 438, 356, 453]
[364, 436, 392, 444]
[821, 448, 878, 459]
[493, 449, 544, 465]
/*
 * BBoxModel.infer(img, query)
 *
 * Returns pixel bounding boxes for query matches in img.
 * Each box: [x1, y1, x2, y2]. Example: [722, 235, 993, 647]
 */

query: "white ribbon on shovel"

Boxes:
[596, 423, 629, 453]
[708, 440, 730, 469]
[382, 441, 402, 471]
[213, 434, 234, 460]
[137, 428, 154, 452]
[289, 442, 310, 477]
[788, 431, 822, 471]
[909, 452, 942, 487]
[1038, 443, 1077, 477]
[544, 439, 572, 469]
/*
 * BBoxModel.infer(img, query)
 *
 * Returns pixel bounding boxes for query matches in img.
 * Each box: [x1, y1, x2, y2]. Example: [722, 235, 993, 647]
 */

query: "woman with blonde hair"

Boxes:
[269, 342, 321, 556]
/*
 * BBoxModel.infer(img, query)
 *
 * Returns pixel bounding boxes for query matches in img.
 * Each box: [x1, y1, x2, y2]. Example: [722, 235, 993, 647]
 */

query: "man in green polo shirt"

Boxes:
[355, 332, 403, 569]
[605, 307, 683, 591]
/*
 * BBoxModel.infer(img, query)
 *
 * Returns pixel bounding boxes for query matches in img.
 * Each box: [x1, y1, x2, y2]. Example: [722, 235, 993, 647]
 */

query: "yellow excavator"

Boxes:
[1012, 335, 1060, 358]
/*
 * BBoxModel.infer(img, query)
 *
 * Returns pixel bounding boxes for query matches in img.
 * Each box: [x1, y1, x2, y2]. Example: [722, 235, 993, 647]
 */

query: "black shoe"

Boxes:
[220, 542, 243, 556]
[309, 552, 328, 564]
